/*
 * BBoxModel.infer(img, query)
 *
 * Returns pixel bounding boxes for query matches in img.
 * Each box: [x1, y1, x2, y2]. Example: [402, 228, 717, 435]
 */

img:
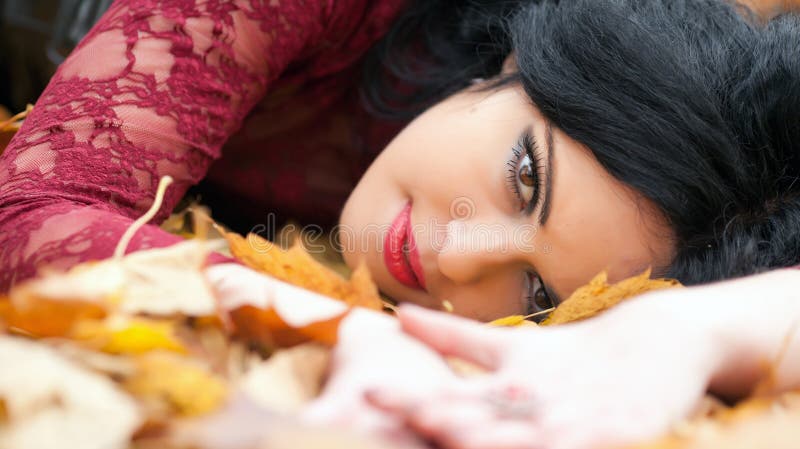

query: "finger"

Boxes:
[302, 396, 422, 447]
[398, 304, 506, 368]
[365, 379, 487, 416]
[367, 388, 500, 443]
[404, 399, 496, 441]
[364, 388, 417, 416]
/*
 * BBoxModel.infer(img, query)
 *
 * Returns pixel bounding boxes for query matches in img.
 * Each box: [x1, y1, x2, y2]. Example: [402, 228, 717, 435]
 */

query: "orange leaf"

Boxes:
[0, 295, 106, 338]
[223, 231, 383, 311]
[229, 305, 346, 349]
[344, 262, 384, 310]
[0, 104, 30, 156]
[542, 269, 680, 325]
[212, 262, 353, 350]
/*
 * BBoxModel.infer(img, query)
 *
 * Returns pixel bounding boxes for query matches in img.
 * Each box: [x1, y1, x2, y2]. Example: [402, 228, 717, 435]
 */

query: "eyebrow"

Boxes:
[538, 122, 554, 226]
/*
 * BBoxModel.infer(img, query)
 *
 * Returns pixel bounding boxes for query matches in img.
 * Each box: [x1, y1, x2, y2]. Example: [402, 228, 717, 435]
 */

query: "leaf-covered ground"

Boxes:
[1, 191, 798, 449]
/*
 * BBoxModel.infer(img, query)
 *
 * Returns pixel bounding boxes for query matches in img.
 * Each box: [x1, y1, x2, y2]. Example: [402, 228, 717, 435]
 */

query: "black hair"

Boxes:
[362, 0, 800, 286]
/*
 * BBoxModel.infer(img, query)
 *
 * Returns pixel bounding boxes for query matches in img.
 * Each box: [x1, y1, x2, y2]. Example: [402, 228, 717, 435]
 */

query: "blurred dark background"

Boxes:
[0, 0, 797, 115]
[0, 0, 111, 112]
[0, 0, 797, 236]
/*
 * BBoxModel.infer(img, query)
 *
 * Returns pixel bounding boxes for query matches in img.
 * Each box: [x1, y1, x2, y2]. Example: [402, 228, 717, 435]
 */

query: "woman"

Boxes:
[1, 0, 797, 319]
[1, 0, 799, 446]
[337, 0, 800, 321]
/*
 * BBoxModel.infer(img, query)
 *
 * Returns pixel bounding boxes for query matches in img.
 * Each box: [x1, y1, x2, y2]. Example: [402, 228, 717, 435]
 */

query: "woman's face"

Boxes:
[339, 82, 675, 321]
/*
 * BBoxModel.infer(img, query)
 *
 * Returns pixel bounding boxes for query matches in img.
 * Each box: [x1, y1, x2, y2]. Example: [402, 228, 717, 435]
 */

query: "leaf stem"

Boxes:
[114, 175, 174, 260]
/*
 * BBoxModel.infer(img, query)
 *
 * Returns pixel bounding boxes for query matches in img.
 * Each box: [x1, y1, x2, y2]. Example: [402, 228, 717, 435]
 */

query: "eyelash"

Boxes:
[505, 131, 546, 214]
[524, 272, 555, 322]
[506, 131, 553, 319]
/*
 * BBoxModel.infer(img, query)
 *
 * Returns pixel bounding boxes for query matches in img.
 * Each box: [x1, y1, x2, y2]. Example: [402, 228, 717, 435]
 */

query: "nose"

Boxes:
[436, 219, 533, 284]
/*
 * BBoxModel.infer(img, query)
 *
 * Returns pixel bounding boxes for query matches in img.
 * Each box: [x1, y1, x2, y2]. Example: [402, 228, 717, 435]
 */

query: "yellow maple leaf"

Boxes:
[124, 352, 226, 417]
[488, 315, 540, 327]
[71, 318, 186, 355]
[222, 230, 384, 311]
[542, 269, 680, 325]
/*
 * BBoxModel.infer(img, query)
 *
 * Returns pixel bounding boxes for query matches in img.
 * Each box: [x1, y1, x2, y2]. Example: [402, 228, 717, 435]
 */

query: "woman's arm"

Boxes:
[692, 268, 800, 397]
[0, 0, 404, 292]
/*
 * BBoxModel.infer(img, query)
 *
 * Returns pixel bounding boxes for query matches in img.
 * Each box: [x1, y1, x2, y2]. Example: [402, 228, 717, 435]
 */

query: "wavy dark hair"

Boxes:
[362, 0, 800, 285]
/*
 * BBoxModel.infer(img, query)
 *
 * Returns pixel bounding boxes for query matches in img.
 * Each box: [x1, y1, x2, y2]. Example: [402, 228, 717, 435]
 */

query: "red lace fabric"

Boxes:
[0, 0, 407, 292]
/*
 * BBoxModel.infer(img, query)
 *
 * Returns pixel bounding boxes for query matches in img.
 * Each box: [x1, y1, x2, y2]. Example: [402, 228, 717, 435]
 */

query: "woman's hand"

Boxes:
[366, 299, 722, 449]
[207, 264, 800, 449]
[367, 269, 800, 449]
[300, 308, 461, 447]
[204, 263, 455, 446]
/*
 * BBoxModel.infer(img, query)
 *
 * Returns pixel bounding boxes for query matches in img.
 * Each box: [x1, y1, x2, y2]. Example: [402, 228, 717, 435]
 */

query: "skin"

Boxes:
[339, 81, 675, 321]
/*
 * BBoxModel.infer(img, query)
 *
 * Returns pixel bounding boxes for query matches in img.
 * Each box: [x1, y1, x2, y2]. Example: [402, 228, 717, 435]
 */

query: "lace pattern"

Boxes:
[0, 0, 406, 291]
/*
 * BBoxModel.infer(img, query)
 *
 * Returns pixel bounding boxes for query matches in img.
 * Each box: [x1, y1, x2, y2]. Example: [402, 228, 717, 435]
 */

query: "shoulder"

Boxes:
[302, 0, 409, 76]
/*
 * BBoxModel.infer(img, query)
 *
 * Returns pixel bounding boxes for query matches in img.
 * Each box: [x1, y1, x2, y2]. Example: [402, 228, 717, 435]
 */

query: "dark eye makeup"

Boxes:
[505, 127, 556, 319]
[505, 128, 545, 215]
[523, 271, 556, 322]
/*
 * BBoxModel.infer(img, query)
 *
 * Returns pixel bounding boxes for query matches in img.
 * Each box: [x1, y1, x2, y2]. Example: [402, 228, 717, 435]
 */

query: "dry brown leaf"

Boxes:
[11, 174, 217, 320]
[0, 239, 222, 341]
[6, 240, 222, 323]
[542, 269, 681, 325]
[238, 344, 330, 413]
[0, 336, 141, 449]
[11, 260, 126, 304]
[222, 230, 383, 311]
[115, 239, 224, 317]
[630, 391, 800, 449]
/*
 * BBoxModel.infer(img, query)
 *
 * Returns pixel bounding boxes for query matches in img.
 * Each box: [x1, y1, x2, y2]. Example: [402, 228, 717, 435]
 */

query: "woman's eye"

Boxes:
[516, 155, 536, 204]
[523, 272, 555, 321]
[505, 129, 542, 213]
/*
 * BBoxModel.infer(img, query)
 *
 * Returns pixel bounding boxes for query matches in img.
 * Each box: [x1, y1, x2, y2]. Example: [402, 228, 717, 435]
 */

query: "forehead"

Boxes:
[532, 120, 676, 299]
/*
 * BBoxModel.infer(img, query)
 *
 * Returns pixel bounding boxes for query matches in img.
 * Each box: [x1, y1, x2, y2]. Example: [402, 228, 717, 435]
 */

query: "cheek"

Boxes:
[535, 181, 674, 297]
[444, 273, 525, 321]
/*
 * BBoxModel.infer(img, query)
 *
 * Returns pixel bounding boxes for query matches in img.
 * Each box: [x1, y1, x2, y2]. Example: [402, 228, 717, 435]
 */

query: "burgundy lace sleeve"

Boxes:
[0, 0, 405, 291]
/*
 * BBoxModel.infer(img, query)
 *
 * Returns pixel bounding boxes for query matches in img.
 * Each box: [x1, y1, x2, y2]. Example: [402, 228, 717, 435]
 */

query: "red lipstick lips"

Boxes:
[384, 202, 427, 291]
